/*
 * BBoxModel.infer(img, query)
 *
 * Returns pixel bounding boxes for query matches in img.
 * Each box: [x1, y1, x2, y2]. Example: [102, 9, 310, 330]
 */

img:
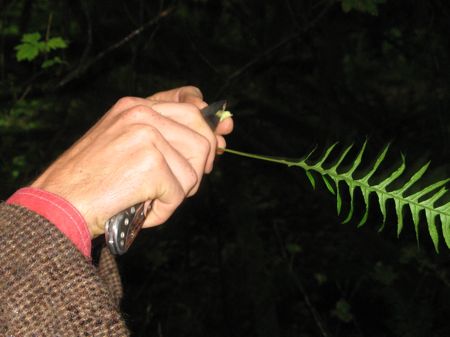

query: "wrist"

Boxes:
[30, 179, 100, 239]
[7, 187, 93, 258]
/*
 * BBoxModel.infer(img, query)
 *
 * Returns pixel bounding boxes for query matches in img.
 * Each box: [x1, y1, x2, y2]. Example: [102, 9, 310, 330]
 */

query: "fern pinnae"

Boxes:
[344, 140, 367, 177]
[338, 143, 368, 224]
[314, 142, 338, 168]
[305, 171, 316, 189]
[395, 162, 430, 194]
[377, 193, 388, 231]
[342, 186, 356, 224]
[374, 156, 406, 231]
[222, 143, 450, 251]
[358, 188, 370, 227]
[442, 210, 450, 248]
[394, 199, 405, 237]
[374, 154, 406, 190]
[361, 144, 390, 182]
[329, 144, 354, 173]
[336, 182, 343, 215]
[355, 145, 390, 227]
[322, 175, 336, 195]
[329, 144, 353, 216]
[408, 178, 450, 201]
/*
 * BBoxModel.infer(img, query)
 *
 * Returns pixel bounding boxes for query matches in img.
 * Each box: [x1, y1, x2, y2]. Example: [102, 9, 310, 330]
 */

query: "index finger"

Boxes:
[147, 86, 206, 109]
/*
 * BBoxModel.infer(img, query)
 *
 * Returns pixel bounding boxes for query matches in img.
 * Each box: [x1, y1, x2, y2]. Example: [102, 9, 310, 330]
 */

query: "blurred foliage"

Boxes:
[340, 0, 386, 16]
[14, 32, 67, 65]
[1, 0, 450, 336]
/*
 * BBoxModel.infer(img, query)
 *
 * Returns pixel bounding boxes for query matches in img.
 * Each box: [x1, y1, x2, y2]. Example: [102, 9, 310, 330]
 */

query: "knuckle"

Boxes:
[174, 188, 185, 205]
[114, 96, 139, 109]
[141, 147, 165, 169]
[184, 85, 203, 98]
[185, 166, 199, 191]
[180, 103, 202, 121]
[120, 105, 155, 123]
[129, 125, 160, 144]
[197, 135, 211, 156]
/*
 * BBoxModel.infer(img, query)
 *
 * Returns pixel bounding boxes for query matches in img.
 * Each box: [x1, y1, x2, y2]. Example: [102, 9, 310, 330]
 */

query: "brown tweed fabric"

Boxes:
[98, 247, 123, 307]
[0, 203, 129, 336]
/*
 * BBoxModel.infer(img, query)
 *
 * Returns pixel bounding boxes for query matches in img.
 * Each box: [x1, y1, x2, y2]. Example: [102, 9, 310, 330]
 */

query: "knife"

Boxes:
[105, 100, 228, 255]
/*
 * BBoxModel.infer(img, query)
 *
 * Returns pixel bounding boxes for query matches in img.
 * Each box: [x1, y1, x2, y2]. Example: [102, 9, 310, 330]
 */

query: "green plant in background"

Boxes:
[340, 0, 386, 15]
[14, 32, 67, 68]
[223, 142, 450, 252]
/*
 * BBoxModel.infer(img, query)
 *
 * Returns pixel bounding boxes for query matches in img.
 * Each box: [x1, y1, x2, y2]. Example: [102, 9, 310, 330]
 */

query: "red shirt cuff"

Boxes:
[7, 187, 92, 259]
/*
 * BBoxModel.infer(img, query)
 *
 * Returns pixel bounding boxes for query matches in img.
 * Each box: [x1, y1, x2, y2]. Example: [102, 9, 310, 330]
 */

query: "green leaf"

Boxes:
[21, 32, 42, 43]
[409, 203, 421, 243]
[442, 215, 450, 248]
[331, 299, 353, 323]
[426, 209, 439, 252]
[377, 193, 388, 230]
[345, 141, 367, 176]
[41, 57, 63, 69]
[360, 144, 390, 183]
[340, 0, 386, 16]
[376, 155, 406, 189]
[336, 182, 342, 215]
[330, 144, 353, 173]
[314, 142, 338, 167]
[409, 178, 450, 201]
[322, 175, 335, 195]
[15, 32, 67, 62]
[342, 184, 356, 224]
[46, 37, 68, 50]
[305, 171, 316, 189]
[222, 143, 450, 252]
[15, 43, 40, 61]
[358, 188, 370, 227]
[394, 200, 405, 236]
[395, 162, 430, 194]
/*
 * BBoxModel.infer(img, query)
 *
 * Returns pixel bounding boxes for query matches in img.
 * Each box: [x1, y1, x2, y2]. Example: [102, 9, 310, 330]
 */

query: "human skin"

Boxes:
[31, 86, 233, 238]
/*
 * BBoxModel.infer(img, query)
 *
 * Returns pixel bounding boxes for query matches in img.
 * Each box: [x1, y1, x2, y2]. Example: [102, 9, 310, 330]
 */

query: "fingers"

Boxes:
[107, 96, 232, 165]
[107, 94, 233, 137]
[30, 87, 233, 239]
[111, 104, 212, 194]
[94, 124, 199, 229]
[151, 102, 217, 172]
[216, 117, 234, 136]
[128, 128, 194, 228]
[147, 85, 206, 109]
[104, 92, 233, 218]
[122, 136, 186, 228]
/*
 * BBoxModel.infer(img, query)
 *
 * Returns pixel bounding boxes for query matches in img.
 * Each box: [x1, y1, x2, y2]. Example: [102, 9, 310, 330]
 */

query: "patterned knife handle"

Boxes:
[105, 100, 227, 255]
[105, 202, 150, 255]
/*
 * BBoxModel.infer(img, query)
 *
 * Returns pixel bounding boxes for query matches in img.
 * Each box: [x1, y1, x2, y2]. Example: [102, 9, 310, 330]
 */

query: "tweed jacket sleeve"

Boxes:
[0, 203, 129, 336]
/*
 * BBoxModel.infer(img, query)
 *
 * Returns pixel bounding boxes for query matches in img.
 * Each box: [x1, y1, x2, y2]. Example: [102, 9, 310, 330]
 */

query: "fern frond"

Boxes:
[223, 144, 450, 251]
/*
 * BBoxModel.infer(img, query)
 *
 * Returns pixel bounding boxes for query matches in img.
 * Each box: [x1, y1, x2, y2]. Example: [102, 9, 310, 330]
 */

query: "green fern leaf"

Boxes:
[342, 185, 356, 224]
[313, 142, 338, 168]
[222, 144, 450, 251]
[358, 188, 370, 227]
[322, 175, 336, 195]
[305, 171, 316, 189]
[377, 193, 388, 231]
[336, 182, 343, 215]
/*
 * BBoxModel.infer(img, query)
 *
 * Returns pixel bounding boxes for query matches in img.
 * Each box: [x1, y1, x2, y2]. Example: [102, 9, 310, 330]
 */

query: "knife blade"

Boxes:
[105, 100, 227, 255]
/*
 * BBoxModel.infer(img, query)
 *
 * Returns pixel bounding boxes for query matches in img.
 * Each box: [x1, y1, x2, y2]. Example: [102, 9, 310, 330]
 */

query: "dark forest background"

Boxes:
[1, 0, 450, 336]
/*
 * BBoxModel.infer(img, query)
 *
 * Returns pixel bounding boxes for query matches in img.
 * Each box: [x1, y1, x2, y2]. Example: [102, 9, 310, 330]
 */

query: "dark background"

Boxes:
[1, 0, 450, 336]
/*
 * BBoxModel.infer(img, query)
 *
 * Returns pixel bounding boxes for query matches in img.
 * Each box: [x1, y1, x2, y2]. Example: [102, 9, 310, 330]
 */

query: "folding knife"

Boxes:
[105, 100, 227, 255]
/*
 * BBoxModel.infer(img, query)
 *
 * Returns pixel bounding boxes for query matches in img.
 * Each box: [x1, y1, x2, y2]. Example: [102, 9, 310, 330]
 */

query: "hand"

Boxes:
[31, 86, 233, 238]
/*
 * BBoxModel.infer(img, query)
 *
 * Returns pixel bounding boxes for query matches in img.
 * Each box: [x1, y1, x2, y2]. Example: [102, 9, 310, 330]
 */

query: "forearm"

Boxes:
[0, 203, 128, 336]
